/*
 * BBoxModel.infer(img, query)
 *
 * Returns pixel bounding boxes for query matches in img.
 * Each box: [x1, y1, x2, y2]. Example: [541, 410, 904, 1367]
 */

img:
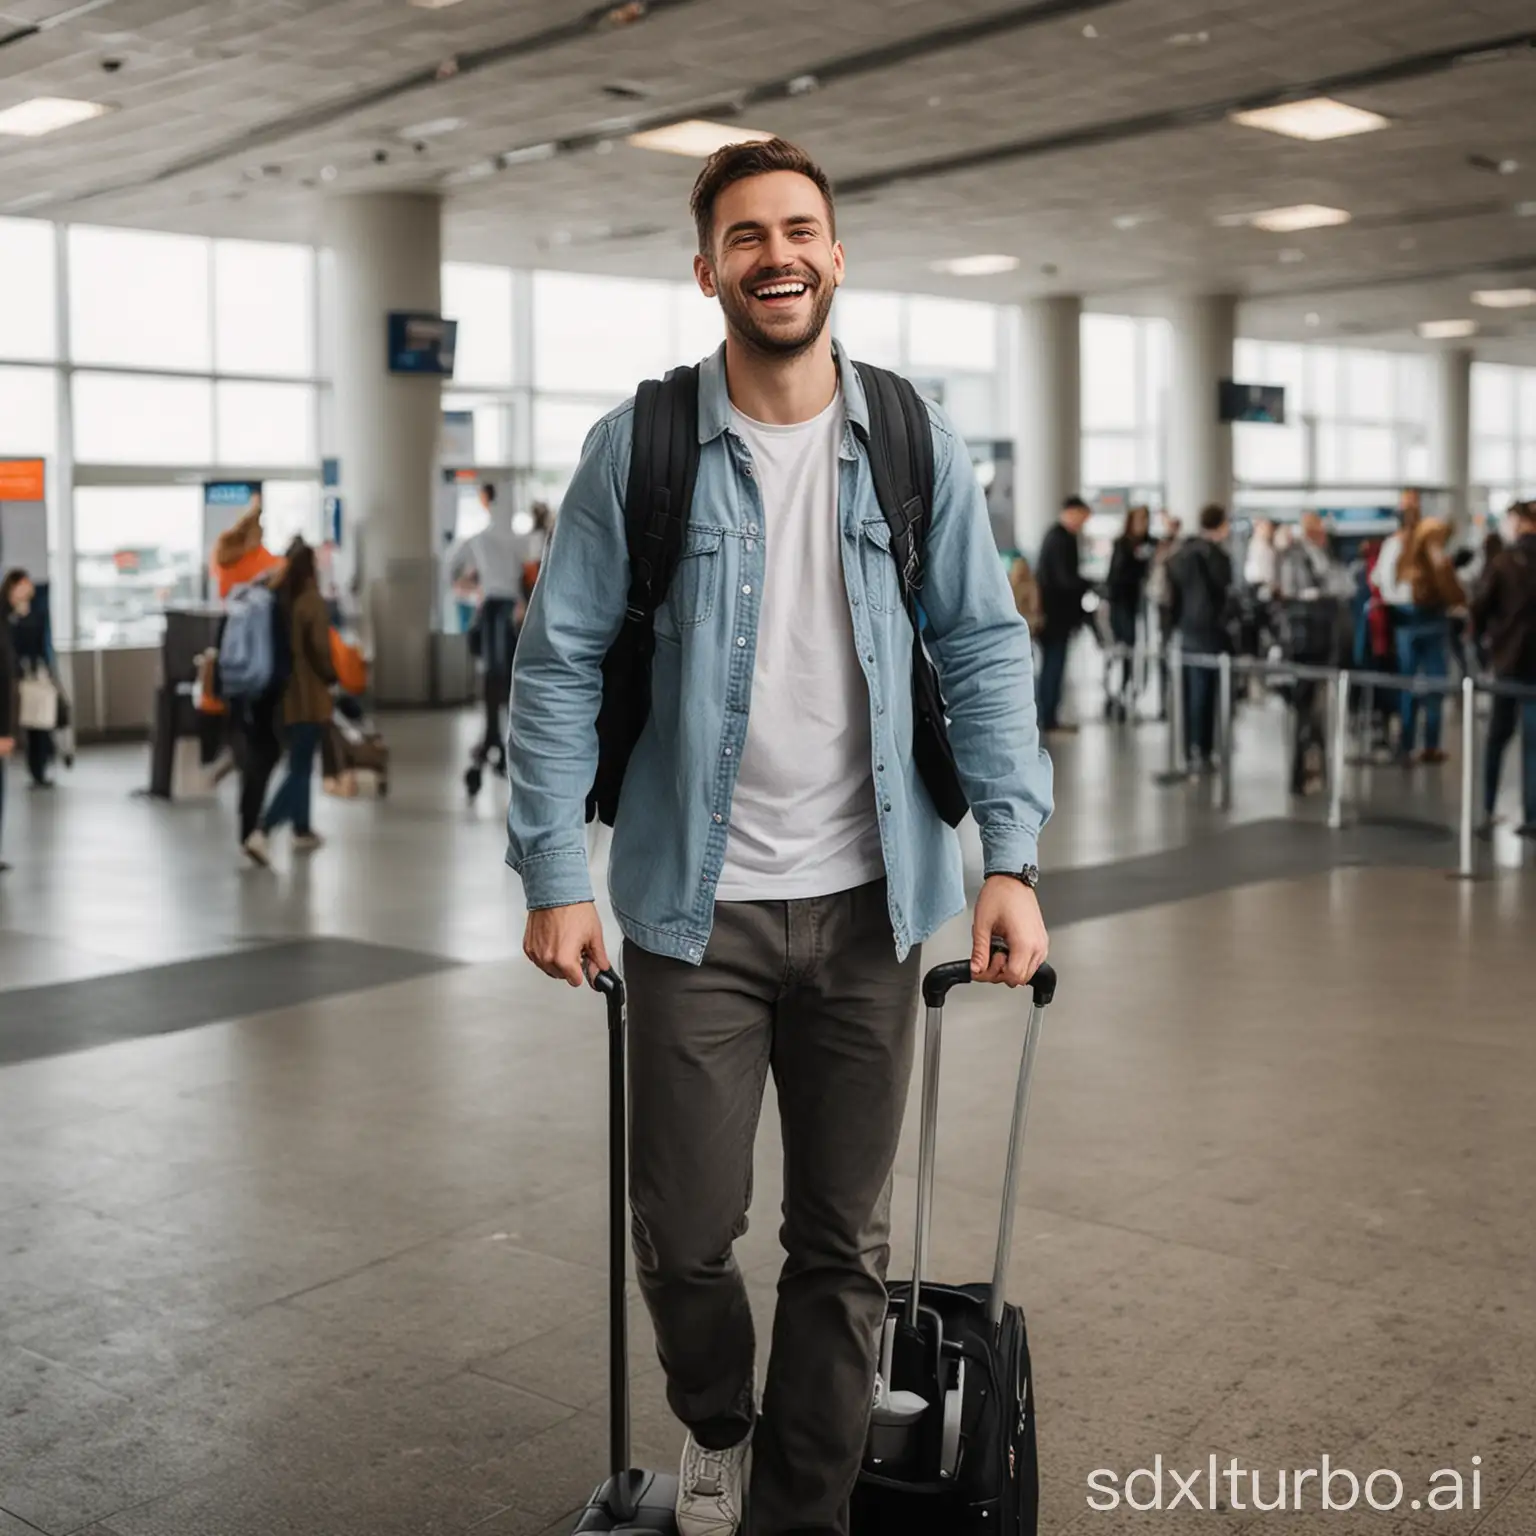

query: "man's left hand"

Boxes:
[970, 875, 1049, 987]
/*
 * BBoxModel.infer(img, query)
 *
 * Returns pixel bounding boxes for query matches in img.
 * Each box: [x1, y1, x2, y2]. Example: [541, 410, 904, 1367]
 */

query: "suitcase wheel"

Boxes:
[465, 765, 482, 800]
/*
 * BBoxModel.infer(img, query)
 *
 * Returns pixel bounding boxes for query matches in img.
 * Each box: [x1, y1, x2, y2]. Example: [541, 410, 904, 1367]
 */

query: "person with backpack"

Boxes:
[244, 540, 336, 863]
[1034, 494, 1093, 732]
[505, 137, 1052, 1536]
[1471, 500, 1536, 836]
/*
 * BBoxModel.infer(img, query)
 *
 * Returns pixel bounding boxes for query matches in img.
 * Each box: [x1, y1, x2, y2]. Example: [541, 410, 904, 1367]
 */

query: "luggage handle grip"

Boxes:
[923, 953, 1056, 1008]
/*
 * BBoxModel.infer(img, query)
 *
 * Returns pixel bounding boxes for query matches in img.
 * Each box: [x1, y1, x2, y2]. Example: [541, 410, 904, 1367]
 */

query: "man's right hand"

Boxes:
[0, 738, 14, 759]
[524, 901, 611, 988]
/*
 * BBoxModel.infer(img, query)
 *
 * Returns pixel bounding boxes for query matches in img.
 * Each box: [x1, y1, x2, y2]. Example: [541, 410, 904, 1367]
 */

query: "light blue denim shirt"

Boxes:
[506, 342, 1053, 964]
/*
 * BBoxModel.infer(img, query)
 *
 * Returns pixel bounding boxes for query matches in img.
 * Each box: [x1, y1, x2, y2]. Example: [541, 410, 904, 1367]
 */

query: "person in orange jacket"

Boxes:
[211, 499, 283, 600]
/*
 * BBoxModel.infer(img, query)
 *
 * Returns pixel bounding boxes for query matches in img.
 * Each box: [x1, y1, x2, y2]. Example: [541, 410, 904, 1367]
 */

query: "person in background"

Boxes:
[1035, 493, 1093, 733]
[1105, 504, 1154, 720]
[1372, 489, 1422, 613]
[448, 483, 523, 778]
[1244, 517, 1278, 597]
[7, 573, 62, 789]
[1278, 511, 1351, 601]
[1148, 513, 1184, 720]
[1471, 500, 1536, 837]
[211, 498, 283, 599]
[1396, 518, 1464, 765]
[245, 540, 336, 865]
[1166, 504, 1234, 772]
[0, 569, 26, 871]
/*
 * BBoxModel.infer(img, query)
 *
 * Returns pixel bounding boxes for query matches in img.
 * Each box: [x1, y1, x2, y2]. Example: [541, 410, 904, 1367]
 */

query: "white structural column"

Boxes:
[1164, 295, 1237, 519]
[324, 192, 443, 705]
[1427, 346, 1472, 530]
[1015, 296, 1081, 552]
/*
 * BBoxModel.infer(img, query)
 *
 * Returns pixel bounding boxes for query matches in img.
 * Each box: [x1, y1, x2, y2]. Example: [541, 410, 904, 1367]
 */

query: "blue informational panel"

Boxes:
[388, 312, 458, 376]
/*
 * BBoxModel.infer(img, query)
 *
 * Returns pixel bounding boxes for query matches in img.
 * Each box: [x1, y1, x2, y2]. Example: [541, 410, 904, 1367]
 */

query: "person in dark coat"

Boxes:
[1166, 504, 1235, 769]
[0, 569, 30, 872]
[1035, 495, 1092, 732]
[1105, 504, 1154, 719]
[1471, 500, 1536, 836]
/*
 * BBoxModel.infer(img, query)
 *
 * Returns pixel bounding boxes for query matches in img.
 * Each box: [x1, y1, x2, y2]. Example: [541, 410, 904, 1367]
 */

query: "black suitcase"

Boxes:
[850, 958, 1056, 1535]
[569, 971, 680, 1533]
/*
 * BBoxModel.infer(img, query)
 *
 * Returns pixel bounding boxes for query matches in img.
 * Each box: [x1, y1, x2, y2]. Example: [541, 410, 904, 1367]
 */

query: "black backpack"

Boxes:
[585, 361, 968, 829]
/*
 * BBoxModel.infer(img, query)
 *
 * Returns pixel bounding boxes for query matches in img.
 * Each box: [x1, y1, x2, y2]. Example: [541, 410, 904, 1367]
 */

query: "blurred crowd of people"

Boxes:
[1007, 489, 1536, 833]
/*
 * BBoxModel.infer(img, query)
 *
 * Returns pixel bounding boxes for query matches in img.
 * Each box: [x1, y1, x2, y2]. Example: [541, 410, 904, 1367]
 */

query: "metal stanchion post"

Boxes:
[1217, 653, 1234, 812]
[1457, 675, 1477, 880]
[1359, 680, 1376, 763]
[1327, 670, 1351, 831]
[1156, 641, 1186, 784]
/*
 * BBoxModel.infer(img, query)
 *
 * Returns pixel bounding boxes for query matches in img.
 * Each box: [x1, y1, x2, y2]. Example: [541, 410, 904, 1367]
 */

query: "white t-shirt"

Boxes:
[714, 392, 885, 902]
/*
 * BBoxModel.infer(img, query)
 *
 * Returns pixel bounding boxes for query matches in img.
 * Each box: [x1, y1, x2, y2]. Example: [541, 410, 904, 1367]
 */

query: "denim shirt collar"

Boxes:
[696, 338, 870, 446]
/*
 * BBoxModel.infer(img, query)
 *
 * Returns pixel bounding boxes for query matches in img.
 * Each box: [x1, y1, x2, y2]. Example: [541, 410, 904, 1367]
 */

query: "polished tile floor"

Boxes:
[1, 697, 1532, 1534]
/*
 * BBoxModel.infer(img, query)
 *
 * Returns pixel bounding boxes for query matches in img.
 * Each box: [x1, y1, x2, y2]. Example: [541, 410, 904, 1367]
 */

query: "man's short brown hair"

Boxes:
[1199, 503, 1229, 533]
[690, 137, 835, 254]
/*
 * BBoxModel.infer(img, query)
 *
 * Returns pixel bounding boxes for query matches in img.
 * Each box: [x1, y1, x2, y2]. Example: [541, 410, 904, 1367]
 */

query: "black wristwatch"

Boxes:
[994, 865, 1040, 890]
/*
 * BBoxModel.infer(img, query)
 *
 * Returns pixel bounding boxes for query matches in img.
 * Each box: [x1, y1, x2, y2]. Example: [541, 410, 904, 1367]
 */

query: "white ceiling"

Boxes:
[3, 0, 1536, 359]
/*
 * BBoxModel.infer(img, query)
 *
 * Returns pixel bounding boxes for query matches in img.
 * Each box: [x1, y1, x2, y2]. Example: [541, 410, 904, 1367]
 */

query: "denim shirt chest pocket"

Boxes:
[656, 524, 726, 638]
[857, 517, 901, 614]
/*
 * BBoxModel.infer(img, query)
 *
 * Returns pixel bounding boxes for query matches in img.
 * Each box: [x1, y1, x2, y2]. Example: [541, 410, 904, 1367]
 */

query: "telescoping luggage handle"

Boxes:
[908, 956, 1057, 1332]
[590, 968, 634, 1492]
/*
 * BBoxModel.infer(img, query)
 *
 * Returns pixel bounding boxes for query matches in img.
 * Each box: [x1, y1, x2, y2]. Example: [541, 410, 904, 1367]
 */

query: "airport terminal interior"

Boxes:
[2, 1, 1535, 1533]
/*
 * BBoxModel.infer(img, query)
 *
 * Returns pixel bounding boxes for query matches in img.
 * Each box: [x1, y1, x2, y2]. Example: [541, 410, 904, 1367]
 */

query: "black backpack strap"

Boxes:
[850, 361, 969, 828]
[622, 364, 700, 623]
[587, 364, 700, 826]
[852, 361, 934, 598]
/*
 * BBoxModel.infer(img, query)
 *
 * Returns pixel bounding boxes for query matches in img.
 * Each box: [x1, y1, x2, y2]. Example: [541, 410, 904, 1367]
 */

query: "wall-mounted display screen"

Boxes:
[388, 312, 458, 376]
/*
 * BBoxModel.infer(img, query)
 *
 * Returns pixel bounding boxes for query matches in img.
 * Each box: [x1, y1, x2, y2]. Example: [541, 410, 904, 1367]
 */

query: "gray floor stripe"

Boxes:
[0, 939, 460, 1066]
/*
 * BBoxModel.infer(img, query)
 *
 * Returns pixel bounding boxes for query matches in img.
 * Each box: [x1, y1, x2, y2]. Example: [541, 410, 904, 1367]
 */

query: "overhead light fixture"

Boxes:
[410, 0, 469, 9]
[0, 96, 111, 138]
[1468, 154, 1520, 175]
[1229, 97, 1389, 142]
[1305, 312, 1322, 327]
[627, 119, 774, 158]
[399, 116, 464, 139]
[1516, 201, 1536, 218]
[930, 254, 1019, 276]
[1247, 204, 1352, 232]
[1168, 30, 1211, 46]
[1472, 288, 1536, 309]
[1278, 247, 1306, 264]
[1418, 319, 1478, 339]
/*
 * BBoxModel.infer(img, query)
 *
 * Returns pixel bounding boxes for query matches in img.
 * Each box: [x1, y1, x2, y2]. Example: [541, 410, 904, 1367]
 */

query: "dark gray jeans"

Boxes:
[624, 880, 921, 1536]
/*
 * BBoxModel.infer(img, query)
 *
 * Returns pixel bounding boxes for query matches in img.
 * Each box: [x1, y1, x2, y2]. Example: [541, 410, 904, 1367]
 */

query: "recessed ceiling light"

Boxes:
[399, 116, 464, 139]
[930, 254, 1020, 276]
[410, 0, 468, 9]
[1229, 98, 1389, 142]
[1278, 247, 1306, 264]
[320, 165, 338, 182]
[1168, 30, 1211, 46]
[1113, 213, 1149, 230]
[0, 96, 111, 138]
[1468, 154, 1520, 175]
[1417, 319, 1478, 339]
[1305, 312, 1322, 327]
[1516, 201, 1536, 218]
[1082, 23, 1099, 38]
[1247, 204, 1352, 233]
[1472, 288, 1536, 309]
[627, 119, 774, 158]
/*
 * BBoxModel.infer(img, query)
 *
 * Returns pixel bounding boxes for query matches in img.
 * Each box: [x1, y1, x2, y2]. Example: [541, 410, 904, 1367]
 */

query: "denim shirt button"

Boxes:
[748, 523, 759, 535]
[882, 800, 893, 814]
[736, 636, 747, 647]
[713, 813, 724, 824]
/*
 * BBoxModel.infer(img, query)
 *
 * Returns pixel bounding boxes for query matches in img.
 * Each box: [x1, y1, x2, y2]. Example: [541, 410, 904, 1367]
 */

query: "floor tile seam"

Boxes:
[0, 1509, 51, 1536]
[463, 1504, 562, 1533]
[8, 1342, 138, 1406]
[458, 1365, 592, 1422]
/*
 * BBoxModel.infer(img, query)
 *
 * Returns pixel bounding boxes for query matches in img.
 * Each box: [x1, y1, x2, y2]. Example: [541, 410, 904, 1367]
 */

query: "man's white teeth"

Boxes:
[756, 282, 806, 298]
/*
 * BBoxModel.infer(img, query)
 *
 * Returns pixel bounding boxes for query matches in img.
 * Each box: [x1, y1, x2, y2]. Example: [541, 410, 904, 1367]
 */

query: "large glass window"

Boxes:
[260, 480, 322, 551]
[676, 287, 725, 364]
[908, 297, 996, 372]
[1082, 315, 1138, 431]
[0, 367, 58, 458]
[834, 291, 902, 368]
[69, 226, 211, 371]
[73, 373, 214, 464]
[215, 381, 316, 466]
[443, 262, 514, 387]
[533, 271, 672, 392]
[534, 398, 613, 469]
[0, 217, 56, 362]
[73, 485, 201, 645]
[1470, 362, 1536, 507]
[215, 240, 314, 377]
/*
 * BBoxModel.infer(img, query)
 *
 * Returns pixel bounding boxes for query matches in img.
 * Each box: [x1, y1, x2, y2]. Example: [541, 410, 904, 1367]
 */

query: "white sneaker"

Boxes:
[292, 831, 325, 852]
[242, 830, 272, 868]
[676, 1430, 749, 1536]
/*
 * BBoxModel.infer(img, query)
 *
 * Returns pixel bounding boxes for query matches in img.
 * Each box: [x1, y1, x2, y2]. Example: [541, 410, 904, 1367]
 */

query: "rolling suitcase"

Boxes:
[570, 969, 680, 1533]
[850, 957, 1057, 1535]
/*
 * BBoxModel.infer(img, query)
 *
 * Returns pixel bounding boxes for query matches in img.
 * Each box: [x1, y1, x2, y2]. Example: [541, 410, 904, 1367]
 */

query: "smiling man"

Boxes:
[506, 138, 1053, 1535]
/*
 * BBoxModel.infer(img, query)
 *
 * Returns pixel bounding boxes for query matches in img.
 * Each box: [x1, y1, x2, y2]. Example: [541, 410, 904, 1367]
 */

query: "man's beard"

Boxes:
[718, 268, 836, 360]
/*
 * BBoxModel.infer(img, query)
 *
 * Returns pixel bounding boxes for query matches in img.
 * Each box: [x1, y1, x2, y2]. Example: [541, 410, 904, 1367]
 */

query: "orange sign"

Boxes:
[0, 458, 45, 501]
